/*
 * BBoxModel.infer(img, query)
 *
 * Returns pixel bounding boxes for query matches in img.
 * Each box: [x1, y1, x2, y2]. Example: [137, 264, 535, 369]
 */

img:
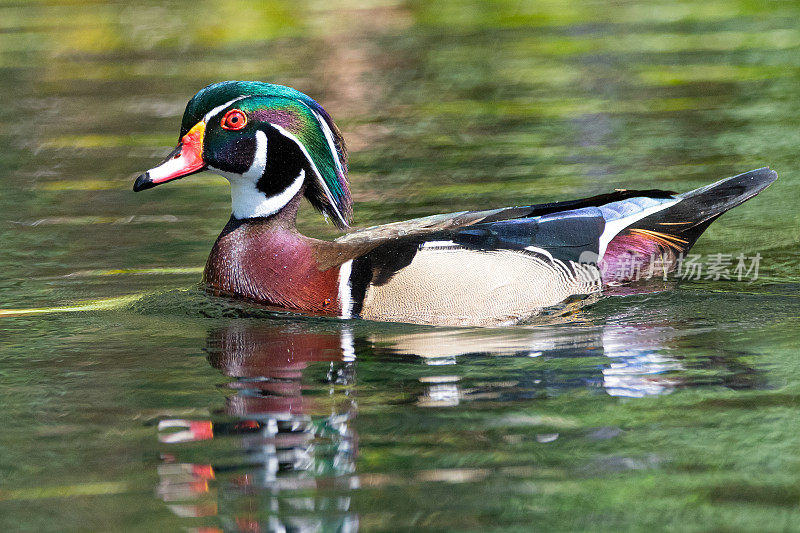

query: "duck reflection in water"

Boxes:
[367, 314, 765, 406]
[157, 320, 358, 533]
[154, 312, 763, 531]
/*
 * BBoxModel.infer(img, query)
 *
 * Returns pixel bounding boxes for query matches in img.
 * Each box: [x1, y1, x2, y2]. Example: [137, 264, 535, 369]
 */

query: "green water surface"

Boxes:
[2, 0, 800, 531]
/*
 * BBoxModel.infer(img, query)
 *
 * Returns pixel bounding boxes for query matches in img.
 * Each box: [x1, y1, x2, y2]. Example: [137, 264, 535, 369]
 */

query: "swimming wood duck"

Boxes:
[133, 81, 777, 326]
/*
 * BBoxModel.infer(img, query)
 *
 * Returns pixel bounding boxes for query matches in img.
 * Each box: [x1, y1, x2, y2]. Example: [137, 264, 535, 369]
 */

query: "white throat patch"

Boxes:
[229, 169, 305, 220]
[209, 129, 306, 220]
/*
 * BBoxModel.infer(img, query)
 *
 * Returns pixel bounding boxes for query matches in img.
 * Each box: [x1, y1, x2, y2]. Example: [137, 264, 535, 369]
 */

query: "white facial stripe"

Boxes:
[203, 96, 247, 123]
[338, 259, 353, 319]
[270, 123, 346, 225]
[310, 108, 345, 174]
[243, 130, 267, 180]
[297, 100, 344, 172]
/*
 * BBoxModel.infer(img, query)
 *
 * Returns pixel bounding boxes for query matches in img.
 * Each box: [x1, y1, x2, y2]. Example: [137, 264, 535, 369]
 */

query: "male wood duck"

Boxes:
[133, 81, 776, 326]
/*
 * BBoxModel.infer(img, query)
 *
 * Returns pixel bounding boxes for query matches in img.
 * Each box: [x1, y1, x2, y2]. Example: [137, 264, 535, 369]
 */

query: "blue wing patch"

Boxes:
[453, 207, 605, 263]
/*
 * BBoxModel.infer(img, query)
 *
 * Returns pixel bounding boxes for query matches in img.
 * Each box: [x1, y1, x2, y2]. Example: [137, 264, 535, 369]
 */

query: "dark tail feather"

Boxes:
[601, 168, 777, 282]
[638, 167, 776, 249]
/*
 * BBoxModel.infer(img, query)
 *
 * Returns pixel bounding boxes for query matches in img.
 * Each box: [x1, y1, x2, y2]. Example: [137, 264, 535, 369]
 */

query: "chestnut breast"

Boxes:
[203, 217, 341, 315]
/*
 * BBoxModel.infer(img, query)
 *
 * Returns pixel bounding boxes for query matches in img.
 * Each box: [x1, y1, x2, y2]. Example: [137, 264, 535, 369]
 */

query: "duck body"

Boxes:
[134, 81, 777, 326]
[204, 211, 603, 326]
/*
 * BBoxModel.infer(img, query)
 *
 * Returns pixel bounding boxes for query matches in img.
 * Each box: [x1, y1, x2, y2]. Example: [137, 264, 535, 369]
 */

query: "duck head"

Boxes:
[133, 81, 352, 228]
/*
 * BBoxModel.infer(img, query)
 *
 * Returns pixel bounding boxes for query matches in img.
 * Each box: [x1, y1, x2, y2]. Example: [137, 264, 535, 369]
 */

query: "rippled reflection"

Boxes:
[372, 310, 763, 406]
[369, 321, 686, 404]
[157, 321, 358, 532]
[152, 312, 765, 530]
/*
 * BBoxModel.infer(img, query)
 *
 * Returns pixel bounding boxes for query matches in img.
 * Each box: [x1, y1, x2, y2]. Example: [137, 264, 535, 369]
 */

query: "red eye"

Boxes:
[221, 109, 247, 130]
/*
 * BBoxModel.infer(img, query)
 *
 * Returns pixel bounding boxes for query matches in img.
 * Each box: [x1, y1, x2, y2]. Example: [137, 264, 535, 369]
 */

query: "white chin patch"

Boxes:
[229, 169, 305, 219]
[209, 129, 305, 220]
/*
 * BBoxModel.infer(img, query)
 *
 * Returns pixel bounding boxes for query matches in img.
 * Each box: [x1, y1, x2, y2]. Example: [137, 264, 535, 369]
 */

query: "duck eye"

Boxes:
[221, 109, 247, 131]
